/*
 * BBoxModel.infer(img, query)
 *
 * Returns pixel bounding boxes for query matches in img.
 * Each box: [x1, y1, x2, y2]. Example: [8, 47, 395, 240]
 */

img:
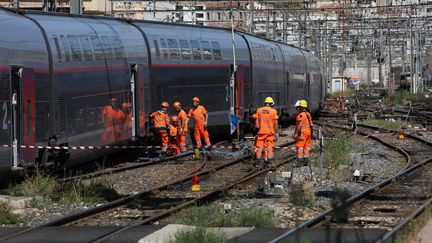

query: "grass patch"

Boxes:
[8, 170, 119, 208]
[173, 205, 276, 228]
[0, 201, 21, 225]
[323, 134, 352, 168]
[170, 227, 227, 243]
[360, 119, 421, 130]
[393, 90, 432, 104]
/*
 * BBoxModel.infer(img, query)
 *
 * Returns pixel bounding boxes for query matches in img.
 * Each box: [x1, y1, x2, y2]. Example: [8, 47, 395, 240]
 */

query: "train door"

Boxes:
[130, 64, 146, 138]
[10, 66, 36, 167]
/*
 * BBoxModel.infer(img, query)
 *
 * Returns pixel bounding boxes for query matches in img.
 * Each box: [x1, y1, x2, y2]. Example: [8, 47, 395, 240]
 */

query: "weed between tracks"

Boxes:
[169, 227, 227, 243]
[173, 205, 276, 228]
[0, 201, 21, 224]
[361, 119, 421, 130]
[319, 133, 352, 180]
[7, 170, 120, 208]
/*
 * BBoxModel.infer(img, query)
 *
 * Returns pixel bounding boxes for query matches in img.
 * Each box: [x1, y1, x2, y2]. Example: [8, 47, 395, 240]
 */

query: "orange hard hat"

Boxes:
[192, 97, 200, 102]
[172, 115, 179, 122]
[161, 101, 169, 108]
[173, 102, 181, 108]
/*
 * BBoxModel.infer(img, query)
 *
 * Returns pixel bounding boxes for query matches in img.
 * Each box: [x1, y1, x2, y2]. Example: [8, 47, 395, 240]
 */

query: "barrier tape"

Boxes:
[1, 144, 297, 150]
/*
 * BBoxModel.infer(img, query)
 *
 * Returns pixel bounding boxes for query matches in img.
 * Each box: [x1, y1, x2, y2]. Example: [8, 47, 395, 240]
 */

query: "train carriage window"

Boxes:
[153, 40, 160, 58]
[160, 38, 168, 58]
[52, 36, 62, 62]
[167, 39, 179, 59]
[79, 35, 94, 61]
[179, 39, 191, 60]
[211, 41, 222, 60]
[201, 41, 212, 60]
[100, 36, 114, 60]
[90, 35, 104, 60]
[190, 40, 201, 60]
[110, 36, 124, 59]
[68, 35, 82, 62]
[60, 35, 71, 62]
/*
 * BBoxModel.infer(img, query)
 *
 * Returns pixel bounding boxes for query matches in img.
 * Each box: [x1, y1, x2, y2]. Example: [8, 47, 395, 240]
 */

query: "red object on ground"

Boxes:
[192, 175, 200, 185]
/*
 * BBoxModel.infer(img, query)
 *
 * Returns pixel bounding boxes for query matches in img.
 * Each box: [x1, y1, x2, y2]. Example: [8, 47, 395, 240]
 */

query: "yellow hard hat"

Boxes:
[264, 97, 274, 104]
[295, 100, 308, 108]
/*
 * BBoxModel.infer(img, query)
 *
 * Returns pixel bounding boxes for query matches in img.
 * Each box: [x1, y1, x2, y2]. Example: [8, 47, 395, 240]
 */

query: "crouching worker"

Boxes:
[168, 116, 181, 156]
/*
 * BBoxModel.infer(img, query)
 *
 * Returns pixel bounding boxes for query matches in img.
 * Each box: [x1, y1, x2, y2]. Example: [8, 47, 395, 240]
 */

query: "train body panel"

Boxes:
[133, 22, 251, 136]
[241, 34, 285, 115]
[0, 10, 49, 174]
[0, 8, 322, 175]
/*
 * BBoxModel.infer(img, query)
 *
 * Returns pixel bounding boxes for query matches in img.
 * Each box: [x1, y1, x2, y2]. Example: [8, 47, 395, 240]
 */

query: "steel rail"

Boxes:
[92, 154, 297, 242]
[270, 122, 432, 242]
[1, 141, 294, 241]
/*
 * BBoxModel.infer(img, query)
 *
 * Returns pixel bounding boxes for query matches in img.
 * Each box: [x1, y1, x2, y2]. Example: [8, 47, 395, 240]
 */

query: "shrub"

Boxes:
[173, 205, 276, 228]
[289, 182, 316, 207]
[0, 201, 21, 225]
[170, 227, 227, 243]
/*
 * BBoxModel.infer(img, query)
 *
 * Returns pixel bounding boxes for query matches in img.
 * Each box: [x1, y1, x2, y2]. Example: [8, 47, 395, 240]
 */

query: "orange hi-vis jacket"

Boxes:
[296, 111, 313, 133]
[177, 109, 188, 133]
[169, 125, 178, 138]
[188, 105, 207, 127]
[151, 111, 169, 129]
[255, 106, 279, 135]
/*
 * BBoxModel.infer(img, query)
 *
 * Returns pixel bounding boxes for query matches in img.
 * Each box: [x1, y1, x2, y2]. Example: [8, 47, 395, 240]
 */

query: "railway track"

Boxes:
[271, 123, 432, 242]
[1, 141, 295, 241]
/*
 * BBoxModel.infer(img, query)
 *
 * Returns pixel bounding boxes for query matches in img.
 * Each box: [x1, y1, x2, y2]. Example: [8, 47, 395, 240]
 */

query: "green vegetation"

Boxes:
[8, 170, 119, 208]
[173, 205, 276, 228]
[360, 119, 421, 130]
[323, 134, 352, 168]
[289, 182, 316, 207]
[0, 201, 21, 225]
[170, 227, 227, 243]
[393, 90, 432, 104]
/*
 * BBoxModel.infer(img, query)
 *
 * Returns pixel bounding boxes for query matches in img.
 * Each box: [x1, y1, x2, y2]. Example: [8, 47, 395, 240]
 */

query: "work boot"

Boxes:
[254, 158, 265, 168]
[295, 158, 302, 167]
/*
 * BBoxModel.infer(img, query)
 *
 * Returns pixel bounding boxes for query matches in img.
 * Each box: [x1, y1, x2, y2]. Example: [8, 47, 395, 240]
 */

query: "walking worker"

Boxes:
[150, 102, 170, 155]
[187, 97, 211, 148]
[253, 97, 279, 165]
[173, 101, 188, 153]
[293, 99, 314, 166]
[168, 116, 181, 156]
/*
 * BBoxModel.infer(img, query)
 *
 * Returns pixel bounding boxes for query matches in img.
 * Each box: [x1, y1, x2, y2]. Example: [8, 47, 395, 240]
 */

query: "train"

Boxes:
[0, 8, 324, 179]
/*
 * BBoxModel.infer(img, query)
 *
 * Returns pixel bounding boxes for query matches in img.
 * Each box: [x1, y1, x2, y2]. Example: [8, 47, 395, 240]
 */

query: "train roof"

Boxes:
[0, 6, 312, 54]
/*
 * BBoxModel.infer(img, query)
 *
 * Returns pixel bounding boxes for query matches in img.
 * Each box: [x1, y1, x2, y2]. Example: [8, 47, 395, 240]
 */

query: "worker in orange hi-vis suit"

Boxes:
[168, 116, 181, 156]
[293, 99, 314, 166]
[102, 98, 120, 142]
[173, 101, 189, 153]
[150, 102, 170, 155]
[253, 97, 279, 166]
[187, 97, 211, 149]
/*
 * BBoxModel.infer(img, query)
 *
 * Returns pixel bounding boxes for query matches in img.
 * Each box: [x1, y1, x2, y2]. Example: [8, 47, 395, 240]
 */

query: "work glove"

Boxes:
[204, 122, 208, 128]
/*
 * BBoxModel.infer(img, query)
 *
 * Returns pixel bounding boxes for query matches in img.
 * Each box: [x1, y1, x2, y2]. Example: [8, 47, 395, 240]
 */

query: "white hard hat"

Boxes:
[294, 100, 300, 107]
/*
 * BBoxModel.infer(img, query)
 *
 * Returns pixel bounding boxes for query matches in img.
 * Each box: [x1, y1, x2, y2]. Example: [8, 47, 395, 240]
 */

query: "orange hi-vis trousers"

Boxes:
[168, 139, 180, 155]
[194, 126, 211, 148]
[296, 130, 311, 159]
[156, 130, 169, 152]
[178, 134, 187, 152]
[255, 134, 275, 160]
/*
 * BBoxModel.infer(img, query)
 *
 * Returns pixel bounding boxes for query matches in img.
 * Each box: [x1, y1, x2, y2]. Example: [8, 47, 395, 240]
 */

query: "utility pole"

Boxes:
[379, 28, 384, 88]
